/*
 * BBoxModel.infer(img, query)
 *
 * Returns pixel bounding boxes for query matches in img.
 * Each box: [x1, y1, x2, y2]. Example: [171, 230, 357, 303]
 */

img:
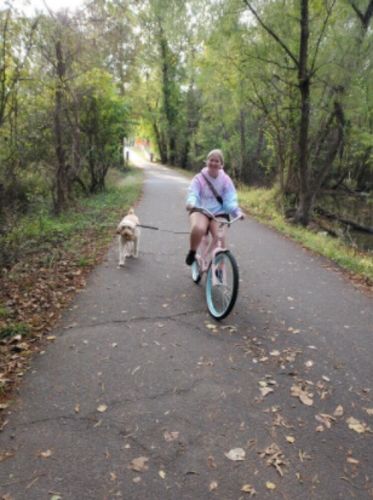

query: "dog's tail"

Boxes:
[127, 207, 135, 215]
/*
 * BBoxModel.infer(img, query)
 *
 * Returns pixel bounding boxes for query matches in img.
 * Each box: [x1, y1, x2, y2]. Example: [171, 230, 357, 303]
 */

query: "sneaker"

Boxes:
[185, 250, 196, 266]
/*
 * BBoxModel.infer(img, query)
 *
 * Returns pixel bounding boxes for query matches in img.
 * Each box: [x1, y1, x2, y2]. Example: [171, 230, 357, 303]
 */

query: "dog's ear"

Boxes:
[116, 226, 121, 234]
[127, 207, 134, 215]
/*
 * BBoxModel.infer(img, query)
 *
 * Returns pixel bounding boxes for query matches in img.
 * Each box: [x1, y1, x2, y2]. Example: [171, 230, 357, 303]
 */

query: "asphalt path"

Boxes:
[0, 154, 372, 499]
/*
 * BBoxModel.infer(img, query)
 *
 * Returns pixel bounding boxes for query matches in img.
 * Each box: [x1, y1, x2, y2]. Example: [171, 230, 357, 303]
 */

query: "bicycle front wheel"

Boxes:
[205, 251, 239, 320]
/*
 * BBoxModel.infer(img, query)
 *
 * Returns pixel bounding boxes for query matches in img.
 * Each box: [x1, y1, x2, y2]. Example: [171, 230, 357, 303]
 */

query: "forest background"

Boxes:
[0, 0, 372, 396]
[0, 0, 372, 269]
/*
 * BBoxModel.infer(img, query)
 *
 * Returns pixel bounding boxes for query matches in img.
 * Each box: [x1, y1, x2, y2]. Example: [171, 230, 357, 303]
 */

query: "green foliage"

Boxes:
[0, 167, 142, 268]
[0, 322, 30, 340]
[0, 306, 9, 319]
[239, 186, 373, 282]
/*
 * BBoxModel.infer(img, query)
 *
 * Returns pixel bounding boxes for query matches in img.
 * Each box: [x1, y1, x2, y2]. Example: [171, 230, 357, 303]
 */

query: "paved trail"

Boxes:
[0, 156, 372, 499]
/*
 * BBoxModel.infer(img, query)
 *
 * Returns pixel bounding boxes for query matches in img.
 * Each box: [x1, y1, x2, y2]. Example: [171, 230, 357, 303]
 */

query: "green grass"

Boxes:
[0, 167, 143, 269]
[239, 186, 373, 283]
[0, 306, 9, 318]
[0, 322, 30, 340]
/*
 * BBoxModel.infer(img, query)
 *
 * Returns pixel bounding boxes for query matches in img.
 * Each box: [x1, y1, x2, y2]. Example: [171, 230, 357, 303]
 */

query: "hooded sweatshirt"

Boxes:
[186, 167, 240, 217]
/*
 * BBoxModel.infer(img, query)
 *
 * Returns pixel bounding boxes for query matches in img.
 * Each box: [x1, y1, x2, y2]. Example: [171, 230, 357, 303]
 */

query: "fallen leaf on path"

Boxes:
[346, 417, 371, 434]
[206, 323, 218, 331]
[315, 413, 336, 429]
[159, 470, 166, 479]
[273, 413, 294, 429]
[333, 405, 344, 417]
[364, 408, 373, 416]
[266, 481, 276, 490]
[299, 449, 312, 462]
[241, 483, 256, 495]
[132, 476, 141, 483]
[0, 451, 15, 462]
[285, 436, 295, 444]
[260, 387, 274, 397]
[270, 350, 280, 357]
[209, 481, 218, 491]
[74, 404, 80, 413]
[225, 448, 246, 461]
[129, 456, 149, 472]
[290, 385, 313, 406]
[164, 431, 179, 442]
[197, 358, 214, 367]
[259, 444, 287, 476]
[347, 457, 359, 465]
[110, 472, 117, 481]
[221, 325, 237, 332]
[208, 455, 217, 469]
[39, 449, 52, 458]
[97, 404, 107, 413]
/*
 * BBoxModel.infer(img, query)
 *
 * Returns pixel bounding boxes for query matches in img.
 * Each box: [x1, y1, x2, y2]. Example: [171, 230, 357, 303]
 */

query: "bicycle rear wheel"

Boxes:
[205, 251, 239, 320]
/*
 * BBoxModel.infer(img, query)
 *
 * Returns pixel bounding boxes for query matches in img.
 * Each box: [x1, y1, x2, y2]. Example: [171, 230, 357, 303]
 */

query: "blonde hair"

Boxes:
[207, 149, 224, 166]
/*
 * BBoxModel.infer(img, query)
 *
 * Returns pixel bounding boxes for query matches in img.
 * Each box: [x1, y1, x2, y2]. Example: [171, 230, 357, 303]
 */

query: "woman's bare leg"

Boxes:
[189, 212, 209, 251]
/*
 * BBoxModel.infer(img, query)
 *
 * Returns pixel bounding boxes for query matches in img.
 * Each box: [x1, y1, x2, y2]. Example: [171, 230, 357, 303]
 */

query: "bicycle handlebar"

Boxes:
[190, 207, 243, 225]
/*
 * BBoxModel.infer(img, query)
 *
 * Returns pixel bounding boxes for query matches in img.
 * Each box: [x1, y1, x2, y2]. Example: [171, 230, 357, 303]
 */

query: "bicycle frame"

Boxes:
[194, 209, 241, 284]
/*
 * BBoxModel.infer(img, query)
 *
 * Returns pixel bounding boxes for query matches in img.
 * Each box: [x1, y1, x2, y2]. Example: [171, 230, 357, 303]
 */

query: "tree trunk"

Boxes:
[295, 0, 311, 226]
[53, 40, 68, 215]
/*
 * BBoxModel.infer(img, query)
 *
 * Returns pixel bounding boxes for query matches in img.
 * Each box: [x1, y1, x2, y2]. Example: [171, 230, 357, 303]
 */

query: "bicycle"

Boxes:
[190, 208, 242, 320]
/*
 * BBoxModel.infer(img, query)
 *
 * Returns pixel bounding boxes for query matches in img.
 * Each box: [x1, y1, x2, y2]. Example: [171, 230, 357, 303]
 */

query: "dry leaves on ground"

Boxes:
[241, 483, 256, 495]
[224, 448, 246, 461]
[164, 431, 179, 442]
[259, 443, 287, 477]
[129, 456, 149, 472]
[290, 384, 314, 406]
[346, 417, 372, 434]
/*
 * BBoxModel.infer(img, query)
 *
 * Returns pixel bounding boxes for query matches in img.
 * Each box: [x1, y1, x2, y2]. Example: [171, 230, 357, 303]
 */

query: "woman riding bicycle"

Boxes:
[185, 149, 244, 266]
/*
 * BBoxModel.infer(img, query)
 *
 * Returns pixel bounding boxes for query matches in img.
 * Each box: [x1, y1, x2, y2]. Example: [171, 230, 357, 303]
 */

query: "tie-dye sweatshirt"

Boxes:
[186, 167, 241, 217]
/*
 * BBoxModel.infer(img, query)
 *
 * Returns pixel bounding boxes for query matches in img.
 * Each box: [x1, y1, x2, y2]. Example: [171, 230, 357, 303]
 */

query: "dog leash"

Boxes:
[137, 224, 188, 235]
[137, 224, 159, 230]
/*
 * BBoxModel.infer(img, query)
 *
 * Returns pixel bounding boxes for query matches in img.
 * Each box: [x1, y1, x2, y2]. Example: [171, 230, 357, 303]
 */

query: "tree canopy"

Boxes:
[0, 0, 372, 231]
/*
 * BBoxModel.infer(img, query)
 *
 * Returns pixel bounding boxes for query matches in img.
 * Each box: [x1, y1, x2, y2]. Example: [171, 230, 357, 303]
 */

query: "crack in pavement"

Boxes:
[62, 309, 205, 330]
[8, 378, 204, 431]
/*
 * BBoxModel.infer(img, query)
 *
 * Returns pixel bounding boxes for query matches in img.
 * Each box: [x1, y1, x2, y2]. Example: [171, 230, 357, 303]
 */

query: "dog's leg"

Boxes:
[133, 231, 140, 258]
[119, 236, 126, 267]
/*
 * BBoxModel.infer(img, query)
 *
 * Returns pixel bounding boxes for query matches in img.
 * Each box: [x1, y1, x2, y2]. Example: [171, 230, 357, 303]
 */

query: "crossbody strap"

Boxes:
[201, 173, 223, 205]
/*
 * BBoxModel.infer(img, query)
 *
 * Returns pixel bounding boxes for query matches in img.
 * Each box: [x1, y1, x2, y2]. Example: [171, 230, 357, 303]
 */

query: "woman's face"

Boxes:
[206, 154, 222, 178]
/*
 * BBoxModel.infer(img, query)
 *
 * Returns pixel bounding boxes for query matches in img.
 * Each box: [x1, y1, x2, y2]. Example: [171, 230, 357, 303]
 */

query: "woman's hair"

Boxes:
[207, 149, 224, 166]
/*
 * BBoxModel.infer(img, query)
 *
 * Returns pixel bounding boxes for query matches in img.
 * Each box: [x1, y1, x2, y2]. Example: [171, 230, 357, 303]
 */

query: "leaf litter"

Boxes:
[224, 448, 246, 461]
[259, 444, 288, 476]
[129, 456, 149, 472]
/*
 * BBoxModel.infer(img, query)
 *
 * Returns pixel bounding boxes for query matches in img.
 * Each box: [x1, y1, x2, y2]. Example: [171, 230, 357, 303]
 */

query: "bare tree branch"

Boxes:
[310, 0, 337, 74]
[348, 0, 373, 30]
[242, 0, 299, 68]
